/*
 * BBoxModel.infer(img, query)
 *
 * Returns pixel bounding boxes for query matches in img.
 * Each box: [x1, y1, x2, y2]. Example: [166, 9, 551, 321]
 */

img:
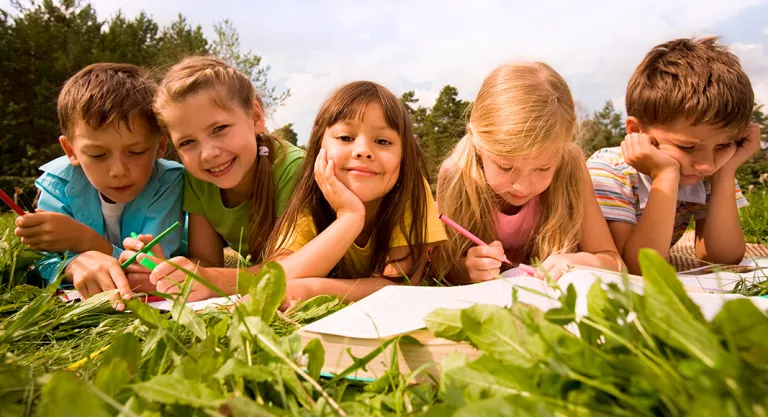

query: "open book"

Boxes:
[298, 266, 768, 381]
[676, 258, 768, 293]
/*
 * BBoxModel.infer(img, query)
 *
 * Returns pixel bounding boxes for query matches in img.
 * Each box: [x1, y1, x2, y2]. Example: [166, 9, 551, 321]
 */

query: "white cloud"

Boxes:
[764, 26, 768, 36]
[3, 0, 766, 143]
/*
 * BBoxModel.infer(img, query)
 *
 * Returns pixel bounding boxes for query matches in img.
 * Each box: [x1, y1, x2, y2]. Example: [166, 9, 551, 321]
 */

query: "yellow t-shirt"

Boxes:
[280, 180, 447, 278]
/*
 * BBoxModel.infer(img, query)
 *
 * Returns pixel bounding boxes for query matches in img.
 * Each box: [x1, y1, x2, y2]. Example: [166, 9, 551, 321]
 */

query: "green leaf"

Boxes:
[239, 262, 286, 323]
[454, 395, 554, 417]
[171, 304, 207, 340]
[425, 307, 467, 341]
[224, 396, 282, 417]
[35, 373, 110, 417]
[131, 374, 225, 408]
[638, 249, 727, 368]
[302, 338, 325, 380]
[123, 299, 168, 330]
[101, 333, 142, 377]
[459, 304, 543, 367]
[713, 298, 768, 364]
[95, 358, 131, 398]
[213, 358, 274, 382]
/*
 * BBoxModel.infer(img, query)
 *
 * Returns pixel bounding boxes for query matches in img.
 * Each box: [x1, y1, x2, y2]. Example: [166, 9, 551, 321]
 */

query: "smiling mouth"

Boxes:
[206, 158, 235, 175]
[345, 167, 379, 176]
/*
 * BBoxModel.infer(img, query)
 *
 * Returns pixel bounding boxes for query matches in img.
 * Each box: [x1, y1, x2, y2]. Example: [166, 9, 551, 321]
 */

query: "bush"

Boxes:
[736, 161, 768, 189]
[0, 177, 38, 213]
[742, 188, 768, 244]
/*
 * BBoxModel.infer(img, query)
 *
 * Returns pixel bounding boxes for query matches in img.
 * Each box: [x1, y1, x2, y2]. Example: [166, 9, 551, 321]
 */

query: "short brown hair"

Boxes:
[57, 63, 160, 138]
[626, 37, 753, 133]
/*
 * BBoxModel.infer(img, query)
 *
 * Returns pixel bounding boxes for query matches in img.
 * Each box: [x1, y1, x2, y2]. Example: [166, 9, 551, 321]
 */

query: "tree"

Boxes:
[420, 86, 471, 180]
[579, 100, 626, 154]
[155, 14, 208, 67]
[272, 123, 298, 146]
[211, 19, 288, 114]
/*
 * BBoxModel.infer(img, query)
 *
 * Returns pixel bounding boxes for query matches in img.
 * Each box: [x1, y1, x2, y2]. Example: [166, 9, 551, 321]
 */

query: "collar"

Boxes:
[637, 172, 706, 210]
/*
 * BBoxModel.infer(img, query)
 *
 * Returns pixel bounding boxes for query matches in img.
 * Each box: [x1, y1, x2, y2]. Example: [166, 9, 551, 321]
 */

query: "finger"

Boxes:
[468, 245, 505, 262]
[14, 213, 47, 228]
[85, 280, 102, 299]
[14, 224, 45, 238]
[124, 262, 151, 274]
[108, 263, 133, 299]
[122, 237, 144, 251]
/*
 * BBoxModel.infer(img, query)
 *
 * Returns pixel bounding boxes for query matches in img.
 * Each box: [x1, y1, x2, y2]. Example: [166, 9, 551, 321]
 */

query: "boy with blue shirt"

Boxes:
[14, 63, 184, 299]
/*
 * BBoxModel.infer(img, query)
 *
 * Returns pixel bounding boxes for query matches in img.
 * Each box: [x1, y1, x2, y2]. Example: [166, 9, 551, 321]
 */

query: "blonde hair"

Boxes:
[434, 62, 583, 282]
[154, 56, 285, 261]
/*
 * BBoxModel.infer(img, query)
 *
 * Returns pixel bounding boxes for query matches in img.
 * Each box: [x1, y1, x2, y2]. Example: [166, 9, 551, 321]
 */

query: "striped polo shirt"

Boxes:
[587, 147, 749, 247]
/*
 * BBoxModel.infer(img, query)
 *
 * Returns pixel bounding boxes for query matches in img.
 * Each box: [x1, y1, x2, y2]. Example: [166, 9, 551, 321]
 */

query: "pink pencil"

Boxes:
[439, 214, 536, 275]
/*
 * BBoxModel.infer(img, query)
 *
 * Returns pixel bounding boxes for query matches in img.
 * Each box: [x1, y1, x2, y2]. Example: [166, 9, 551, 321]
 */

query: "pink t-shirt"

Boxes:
[495, 195, 541, 264]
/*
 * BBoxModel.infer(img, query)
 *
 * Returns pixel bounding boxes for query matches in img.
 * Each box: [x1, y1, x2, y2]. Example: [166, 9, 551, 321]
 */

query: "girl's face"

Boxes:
[480, 146, 561, 207]
[321, 102, 403, 203]
[162, 92, 263, 190]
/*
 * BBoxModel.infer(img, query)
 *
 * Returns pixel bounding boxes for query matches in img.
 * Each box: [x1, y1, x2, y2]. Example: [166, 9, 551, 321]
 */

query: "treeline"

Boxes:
[1, 0, 766, 189]
[0, 0, 287, 177]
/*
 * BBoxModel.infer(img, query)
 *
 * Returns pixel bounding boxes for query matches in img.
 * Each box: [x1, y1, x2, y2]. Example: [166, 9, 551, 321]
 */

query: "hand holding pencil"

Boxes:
[439, 214, 535, 282]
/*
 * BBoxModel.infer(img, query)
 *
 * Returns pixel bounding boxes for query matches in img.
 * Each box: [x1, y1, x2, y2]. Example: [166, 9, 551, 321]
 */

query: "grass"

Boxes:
[741, 187, 768, 244]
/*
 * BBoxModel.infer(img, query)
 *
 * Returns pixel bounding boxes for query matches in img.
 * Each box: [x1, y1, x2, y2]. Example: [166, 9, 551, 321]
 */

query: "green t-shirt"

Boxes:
[183, 142, 305, 258]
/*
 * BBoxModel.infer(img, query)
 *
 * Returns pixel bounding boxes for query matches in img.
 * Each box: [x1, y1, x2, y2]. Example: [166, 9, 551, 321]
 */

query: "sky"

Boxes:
[3, 0, 768, 144]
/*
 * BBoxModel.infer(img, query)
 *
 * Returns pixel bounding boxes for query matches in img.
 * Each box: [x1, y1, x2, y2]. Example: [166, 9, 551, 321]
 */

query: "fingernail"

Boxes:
[137, 243, 143, 249]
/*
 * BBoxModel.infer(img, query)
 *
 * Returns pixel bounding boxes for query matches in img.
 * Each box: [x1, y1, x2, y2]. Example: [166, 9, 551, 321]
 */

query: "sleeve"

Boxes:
[33, 173, 78, 285]
[391, 179, 448, 248]
[182, 171, 206, 216]
[274, 149, 305, 216]
[276, 210, 317, 253]
[693, 178, 750, 221]
[586, 152, 639, 225]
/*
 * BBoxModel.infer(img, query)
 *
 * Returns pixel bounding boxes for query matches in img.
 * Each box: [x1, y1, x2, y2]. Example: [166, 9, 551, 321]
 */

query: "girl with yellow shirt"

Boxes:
[263, 81, 446, 308]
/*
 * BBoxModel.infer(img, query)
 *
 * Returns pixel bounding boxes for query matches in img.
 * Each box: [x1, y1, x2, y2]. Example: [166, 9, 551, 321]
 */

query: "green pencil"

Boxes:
[120, 221, 180, 270]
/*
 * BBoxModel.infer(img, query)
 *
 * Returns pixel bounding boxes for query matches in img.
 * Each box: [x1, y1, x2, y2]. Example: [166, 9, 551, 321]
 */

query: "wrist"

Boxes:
[711, 167, 736, 184]
[650, 168, 680, 189]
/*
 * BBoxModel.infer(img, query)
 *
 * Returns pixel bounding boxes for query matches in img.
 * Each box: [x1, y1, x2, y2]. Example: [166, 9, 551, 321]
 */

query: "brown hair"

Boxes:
[433, 62, 582, 283]
[265, 81, 430, 280]
[154, 56, 285, 261]
[626, 37, 754, 133]
[57, 63, 160, 138]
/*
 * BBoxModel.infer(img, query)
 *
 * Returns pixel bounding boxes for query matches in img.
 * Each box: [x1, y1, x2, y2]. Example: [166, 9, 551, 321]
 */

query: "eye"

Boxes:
[87, 153, 106, 159]
[337, 135, 354, 143]
[375, 138, 393, 146]
[537, 166, 553, 172]
[676, 145, 695, 153]
[178, 139, 195, 148]
[717, 142, 734, 150]
[499, 165, 514, 172]
[213, 125, 228, 135]
[129, 148, 149, 155]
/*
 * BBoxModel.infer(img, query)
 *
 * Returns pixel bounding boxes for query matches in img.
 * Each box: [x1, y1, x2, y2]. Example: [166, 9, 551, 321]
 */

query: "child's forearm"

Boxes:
[280, 214, 364, 280]
[621, 171, 679, 274]
[696, 170, 745, 264]
[567, 251, 624, 272]
[293, 277, 399, 303]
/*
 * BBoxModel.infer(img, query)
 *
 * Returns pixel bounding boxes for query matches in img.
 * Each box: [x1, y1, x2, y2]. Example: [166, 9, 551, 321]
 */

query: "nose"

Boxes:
[692, 152, 715, 174]
[200, 141, 222, 162]
[353, 140, 373, 160]
[110, 157, 129, 178]
[510, 173, 533, 195]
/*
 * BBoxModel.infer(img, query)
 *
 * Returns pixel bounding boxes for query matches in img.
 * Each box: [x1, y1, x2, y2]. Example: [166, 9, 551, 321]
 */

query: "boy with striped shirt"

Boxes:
[587, 37, 760, 274]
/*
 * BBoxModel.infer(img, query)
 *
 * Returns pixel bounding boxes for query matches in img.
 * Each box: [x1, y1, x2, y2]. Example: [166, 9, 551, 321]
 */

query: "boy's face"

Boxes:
[59, 117, 166, 203]
[629, 118, 739, 186]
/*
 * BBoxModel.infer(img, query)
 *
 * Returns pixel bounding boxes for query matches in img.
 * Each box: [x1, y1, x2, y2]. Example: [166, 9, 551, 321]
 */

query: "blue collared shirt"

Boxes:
[33, 156, 186, 284]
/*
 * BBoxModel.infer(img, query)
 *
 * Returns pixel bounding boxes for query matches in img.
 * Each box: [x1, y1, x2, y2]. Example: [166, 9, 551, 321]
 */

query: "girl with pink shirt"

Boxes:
[434, 62, 623, 283]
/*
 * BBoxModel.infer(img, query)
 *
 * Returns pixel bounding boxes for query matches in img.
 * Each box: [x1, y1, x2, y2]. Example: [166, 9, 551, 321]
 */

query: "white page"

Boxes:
[147, 295, 239, 311]
[301, 278, 555, 339]
[677, 257, 768, 292]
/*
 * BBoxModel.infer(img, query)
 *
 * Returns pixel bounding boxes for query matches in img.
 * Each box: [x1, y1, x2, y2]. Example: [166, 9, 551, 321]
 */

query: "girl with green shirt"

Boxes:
[123, 56, 304, 301]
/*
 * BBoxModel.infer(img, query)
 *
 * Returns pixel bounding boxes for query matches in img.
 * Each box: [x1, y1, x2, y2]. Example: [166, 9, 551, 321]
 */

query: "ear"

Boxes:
[252, 100, 265, 134]
[156, 135, 168, 158]
[625, 117, 642, 134]
[59, 136, 80, 166]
